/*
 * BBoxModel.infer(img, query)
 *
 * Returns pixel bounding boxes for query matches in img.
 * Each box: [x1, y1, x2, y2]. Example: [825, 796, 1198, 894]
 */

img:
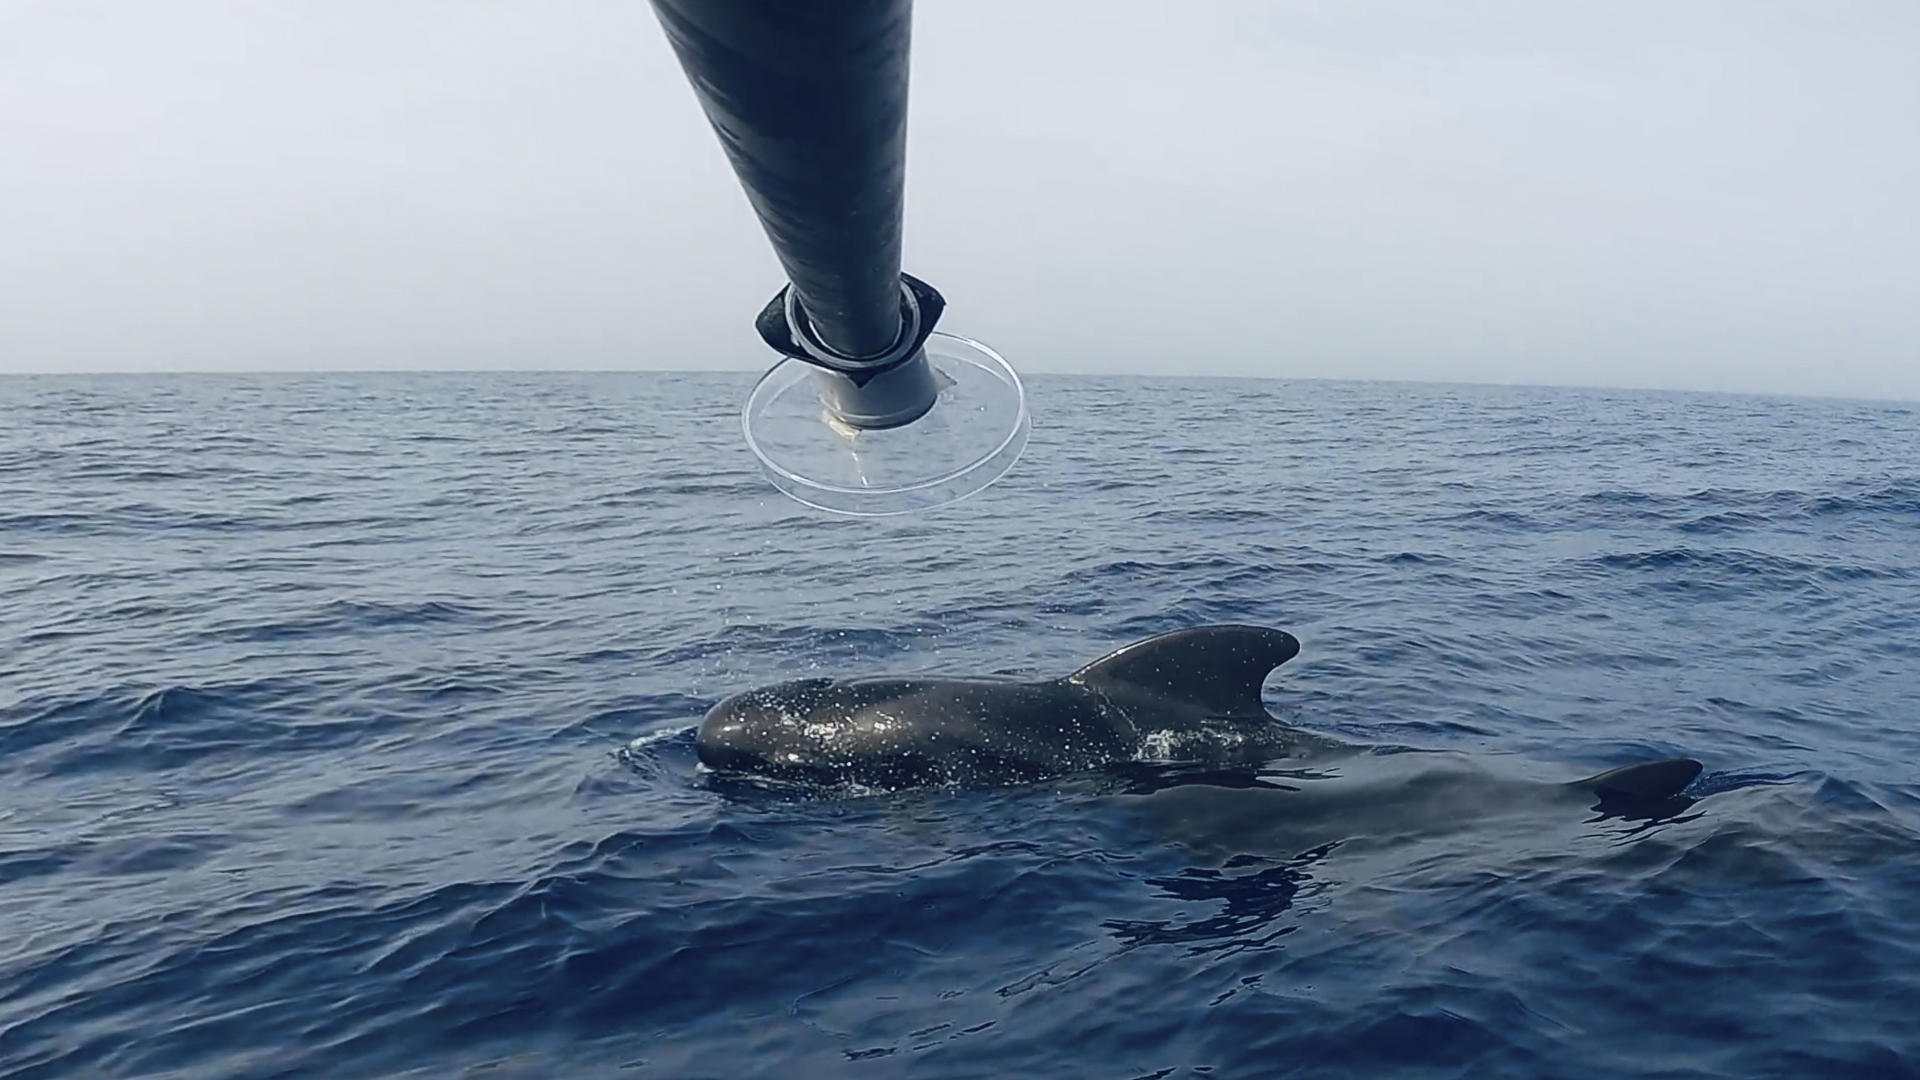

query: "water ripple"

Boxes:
[1, 373, 1917, 1077]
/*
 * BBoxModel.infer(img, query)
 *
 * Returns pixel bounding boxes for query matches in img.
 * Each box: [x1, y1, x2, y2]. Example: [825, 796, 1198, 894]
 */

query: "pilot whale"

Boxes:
[697, 624, 1703, 808]
[699, 625, 1325, 787]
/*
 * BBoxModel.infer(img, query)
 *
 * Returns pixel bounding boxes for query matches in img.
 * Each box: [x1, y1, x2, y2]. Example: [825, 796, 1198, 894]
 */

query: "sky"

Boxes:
[2, 1, 1916, 399]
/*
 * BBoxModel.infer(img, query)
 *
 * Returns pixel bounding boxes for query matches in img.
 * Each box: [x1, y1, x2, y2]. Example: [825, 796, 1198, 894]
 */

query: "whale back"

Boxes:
[1067, 624, 1301, 721]
[1569, 757, 1703, 818]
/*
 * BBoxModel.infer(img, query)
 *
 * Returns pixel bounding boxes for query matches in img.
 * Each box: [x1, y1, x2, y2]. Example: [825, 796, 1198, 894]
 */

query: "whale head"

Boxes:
[696, 677, 845, 780]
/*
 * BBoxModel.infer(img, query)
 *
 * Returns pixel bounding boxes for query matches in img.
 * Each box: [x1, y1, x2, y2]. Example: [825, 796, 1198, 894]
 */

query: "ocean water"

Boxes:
[3, 371, 1918, 1079]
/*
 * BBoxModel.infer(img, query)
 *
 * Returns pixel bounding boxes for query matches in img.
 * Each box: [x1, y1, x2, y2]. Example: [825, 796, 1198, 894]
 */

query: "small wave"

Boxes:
[1381, 551, 1452, 566]
[208, 598, 494, 643]
[1579, 478, 1920, 524]
[0, 679, 367, 777]
[321, 598, 489, 628]
[1803, 478, 1920, 517]
[625, 721, 699, 751]
[1437, 508, 1537, 529]
[1141, 508, 1279, 524]
[1066, 556, 1250, 583]
[1590, 547, 1814, 575]
[1580, 547, 1907, 583]
[0, 511, 97, 534]
[1675, 510, 1771, 534]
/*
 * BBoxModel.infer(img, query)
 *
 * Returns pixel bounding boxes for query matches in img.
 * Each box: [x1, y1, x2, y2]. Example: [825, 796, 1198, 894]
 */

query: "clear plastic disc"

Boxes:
[742, 332, 1030, 516]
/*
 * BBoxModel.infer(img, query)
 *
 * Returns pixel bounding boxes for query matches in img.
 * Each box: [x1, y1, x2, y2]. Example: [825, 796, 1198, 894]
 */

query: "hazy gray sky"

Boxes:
[3, 1, 1916, 398]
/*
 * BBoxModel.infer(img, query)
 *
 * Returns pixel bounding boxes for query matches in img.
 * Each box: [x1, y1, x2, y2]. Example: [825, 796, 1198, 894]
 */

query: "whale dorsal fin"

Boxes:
[1068, 625, 1301, 719]
[1573, 758, 1702, 799]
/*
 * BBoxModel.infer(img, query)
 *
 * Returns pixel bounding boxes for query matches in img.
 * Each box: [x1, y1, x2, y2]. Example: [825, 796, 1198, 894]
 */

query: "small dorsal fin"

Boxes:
[1068, 625, 1300, 719]
[1573, 758, 1702, 799]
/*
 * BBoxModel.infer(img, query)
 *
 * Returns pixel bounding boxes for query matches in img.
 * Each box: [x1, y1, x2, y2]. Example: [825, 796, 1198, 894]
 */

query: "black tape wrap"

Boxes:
[755, 273, 946, 388]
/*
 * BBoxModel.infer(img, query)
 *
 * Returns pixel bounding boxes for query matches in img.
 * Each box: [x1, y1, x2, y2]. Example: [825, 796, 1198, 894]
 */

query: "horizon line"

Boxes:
[0, 366, 1912, 408]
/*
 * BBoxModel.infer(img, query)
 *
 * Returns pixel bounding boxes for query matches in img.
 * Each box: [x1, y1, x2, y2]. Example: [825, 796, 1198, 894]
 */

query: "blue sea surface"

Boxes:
[3, 372, 1919, 1078]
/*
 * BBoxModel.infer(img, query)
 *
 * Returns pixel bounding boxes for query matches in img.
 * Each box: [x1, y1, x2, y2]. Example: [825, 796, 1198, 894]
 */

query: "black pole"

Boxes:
[650, 2, 1027, 502]
[650, 0, 918, 361]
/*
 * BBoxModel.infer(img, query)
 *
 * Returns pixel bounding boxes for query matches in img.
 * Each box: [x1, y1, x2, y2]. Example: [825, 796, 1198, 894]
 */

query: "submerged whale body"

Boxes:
[696, 624, 1704, 810]
[698, 625, 1317, 787]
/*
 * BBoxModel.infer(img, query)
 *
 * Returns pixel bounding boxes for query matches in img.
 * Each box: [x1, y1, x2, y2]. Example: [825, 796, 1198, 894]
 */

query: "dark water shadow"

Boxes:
[1104, 842, 1340, 958]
